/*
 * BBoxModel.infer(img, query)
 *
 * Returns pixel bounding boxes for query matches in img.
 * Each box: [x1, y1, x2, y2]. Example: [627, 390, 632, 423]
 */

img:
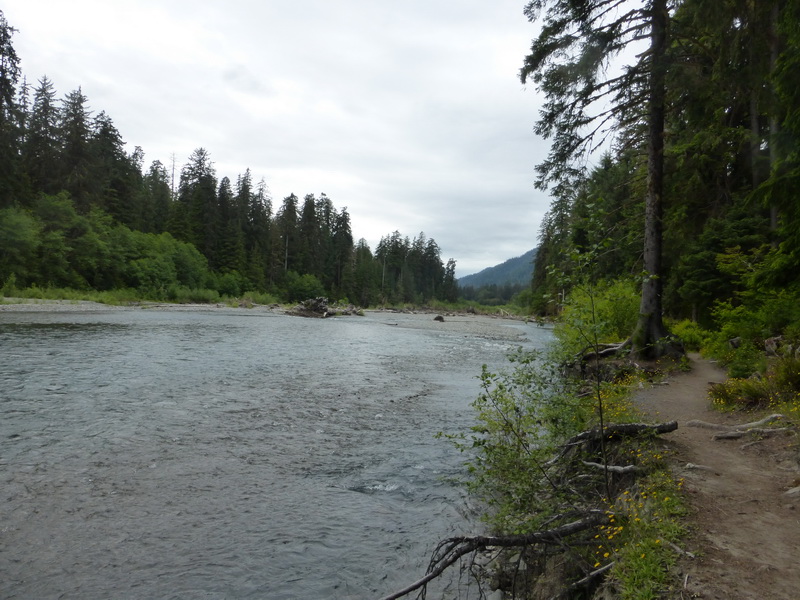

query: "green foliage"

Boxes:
[555, 278, 640, 357]
[1, 272, 17, 296]
[669, 320, 711, 351]
[709, 356, 800, 413]
[606, 469, 687, 599]
[0, 206, 41, 285]
[450, 349, 581, 533]
[285, 271, 326, 302]
[703, 288, 800, 376]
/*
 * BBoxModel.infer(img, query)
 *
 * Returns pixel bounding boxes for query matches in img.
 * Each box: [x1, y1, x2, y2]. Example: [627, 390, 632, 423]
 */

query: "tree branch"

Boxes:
[378, 512, 606, 600]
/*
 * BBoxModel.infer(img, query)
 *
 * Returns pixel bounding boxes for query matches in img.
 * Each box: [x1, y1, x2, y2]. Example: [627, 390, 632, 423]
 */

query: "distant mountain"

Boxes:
[458, 248, 537, 288]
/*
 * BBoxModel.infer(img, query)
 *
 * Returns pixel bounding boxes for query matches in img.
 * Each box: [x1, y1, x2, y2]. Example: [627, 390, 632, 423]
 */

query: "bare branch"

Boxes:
[378, 512, 606, 600]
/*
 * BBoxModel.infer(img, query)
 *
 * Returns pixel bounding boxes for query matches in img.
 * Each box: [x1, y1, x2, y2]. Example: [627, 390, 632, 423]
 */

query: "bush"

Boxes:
[285, 272, 326, 302]
[165, 284, 220, 304]
[709, 356, 800, 411]
[670, 320, 710, 351]
[555, 277, 640, 357]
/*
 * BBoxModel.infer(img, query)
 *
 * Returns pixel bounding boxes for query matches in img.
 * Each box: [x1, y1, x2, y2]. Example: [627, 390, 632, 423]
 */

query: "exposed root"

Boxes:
[686, 414, 794, 441]
[686, 413, 785, 431]
[378, 512, 605, 600]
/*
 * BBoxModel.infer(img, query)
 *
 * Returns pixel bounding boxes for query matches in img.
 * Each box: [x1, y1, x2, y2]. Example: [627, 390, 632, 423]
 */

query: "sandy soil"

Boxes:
[635, 355, 800, 600]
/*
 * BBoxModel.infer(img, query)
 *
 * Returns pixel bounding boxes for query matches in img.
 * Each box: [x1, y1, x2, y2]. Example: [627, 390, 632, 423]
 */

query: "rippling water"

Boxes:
[0, 308, 552, 599]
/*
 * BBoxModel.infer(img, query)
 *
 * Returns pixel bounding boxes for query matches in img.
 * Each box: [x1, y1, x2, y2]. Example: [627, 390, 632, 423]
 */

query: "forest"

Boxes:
[523, 0, 800, 362]
[0, 10, 458, 307]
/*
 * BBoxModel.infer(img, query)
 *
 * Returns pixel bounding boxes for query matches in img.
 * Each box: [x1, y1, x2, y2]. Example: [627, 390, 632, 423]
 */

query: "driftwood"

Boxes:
[378, 511, 605, 600]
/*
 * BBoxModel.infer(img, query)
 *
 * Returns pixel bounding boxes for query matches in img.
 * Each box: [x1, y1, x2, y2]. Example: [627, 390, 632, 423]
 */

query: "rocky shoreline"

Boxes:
[0, 297, 541, 342]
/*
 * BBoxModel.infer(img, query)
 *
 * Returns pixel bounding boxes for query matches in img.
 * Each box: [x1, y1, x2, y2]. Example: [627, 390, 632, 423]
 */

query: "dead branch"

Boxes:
[378, 511, 606, 600]
[580, 339, 632, 363]
[582, 461, 640, 474]
[686, 414, 785, 431]
[546, 421, 678, 466]
[549, 562, 615, 600]
[712, 427, 791, 440]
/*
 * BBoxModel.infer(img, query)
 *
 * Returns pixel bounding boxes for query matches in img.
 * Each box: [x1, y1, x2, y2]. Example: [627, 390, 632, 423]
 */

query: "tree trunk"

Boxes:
[768, 1, 781, 241]
[631, 0, 671, 359]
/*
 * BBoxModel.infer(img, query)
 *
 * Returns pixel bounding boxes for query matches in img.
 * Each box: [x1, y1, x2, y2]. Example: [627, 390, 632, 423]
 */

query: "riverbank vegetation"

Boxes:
[384, 280, 690, 599]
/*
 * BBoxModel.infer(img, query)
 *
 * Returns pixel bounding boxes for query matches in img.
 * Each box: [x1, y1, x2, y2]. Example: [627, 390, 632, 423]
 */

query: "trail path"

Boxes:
[635, 354, 800, 600]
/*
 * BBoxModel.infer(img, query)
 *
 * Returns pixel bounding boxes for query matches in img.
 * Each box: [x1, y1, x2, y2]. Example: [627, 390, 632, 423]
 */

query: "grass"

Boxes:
[1, 285, 284, 309]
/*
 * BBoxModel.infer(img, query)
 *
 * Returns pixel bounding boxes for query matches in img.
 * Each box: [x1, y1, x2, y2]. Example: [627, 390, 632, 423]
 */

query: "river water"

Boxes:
[0, 307, 552, 599]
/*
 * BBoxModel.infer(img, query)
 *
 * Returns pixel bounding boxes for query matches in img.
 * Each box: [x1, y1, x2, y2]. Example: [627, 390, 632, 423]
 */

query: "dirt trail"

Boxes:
[635, 354, 800, 600]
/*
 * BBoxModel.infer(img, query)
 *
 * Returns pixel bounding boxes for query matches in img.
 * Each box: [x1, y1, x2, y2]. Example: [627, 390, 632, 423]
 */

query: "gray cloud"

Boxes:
[5, 0, 550, 276]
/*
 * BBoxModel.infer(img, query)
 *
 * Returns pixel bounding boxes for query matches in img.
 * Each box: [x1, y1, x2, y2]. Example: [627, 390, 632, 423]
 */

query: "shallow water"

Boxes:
[0, 308, 552, 599]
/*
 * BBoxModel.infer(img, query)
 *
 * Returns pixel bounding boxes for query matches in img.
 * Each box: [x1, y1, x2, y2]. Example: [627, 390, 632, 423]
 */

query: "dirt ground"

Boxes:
[635, 354, 800, 599]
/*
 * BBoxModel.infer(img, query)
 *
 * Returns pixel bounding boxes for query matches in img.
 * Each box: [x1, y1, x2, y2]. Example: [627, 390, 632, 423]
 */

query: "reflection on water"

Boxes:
[0, 308, 551, 599]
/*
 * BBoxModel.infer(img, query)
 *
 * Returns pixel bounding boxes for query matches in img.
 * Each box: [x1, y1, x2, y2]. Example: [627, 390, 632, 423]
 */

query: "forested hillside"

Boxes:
[459, 248, 536, 288]
[524, 0, 800, 356]
[458, 248, 536, 305]
[0, 11, 457, 306]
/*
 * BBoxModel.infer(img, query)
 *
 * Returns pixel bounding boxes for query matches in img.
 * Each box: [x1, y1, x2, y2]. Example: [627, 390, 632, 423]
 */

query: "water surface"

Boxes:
[0, 308, 551, 599]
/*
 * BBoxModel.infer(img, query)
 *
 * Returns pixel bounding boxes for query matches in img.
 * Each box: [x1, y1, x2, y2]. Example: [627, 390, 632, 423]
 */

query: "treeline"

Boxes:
[0, 11, 457, 306]
[527, 1, 800, 341]
[459, 282, 527, 306]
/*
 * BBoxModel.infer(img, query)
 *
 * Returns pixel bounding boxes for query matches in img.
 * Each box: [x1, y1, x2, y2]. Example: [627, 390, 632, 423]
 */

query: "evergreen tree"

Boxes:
[331, 207, 354, 298]
[522, 0, 674, 356]
[58, 87, 94, 212]
[22, 76, 61, 197]
[171, 148, 218, 263]
[276, 193, 300, 275]
[90, 111, 141, 227]
[0, 10, 22, 207]
[247, 177, 273, 289]
[142, 160, 172, 233]
[215, 175, 246, 273]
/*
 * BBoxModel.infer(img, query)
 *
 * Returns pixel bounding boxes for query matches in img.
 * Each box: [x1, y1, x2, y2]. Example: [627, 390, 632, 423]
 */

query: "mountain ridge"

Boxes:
[458, 248, 537, 288]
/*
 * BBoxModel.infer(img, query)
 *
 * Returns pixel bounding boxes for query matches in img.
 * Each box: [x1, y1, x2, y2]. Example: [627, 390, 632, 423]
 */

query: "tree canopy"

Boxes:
[524, 0, 799, 349]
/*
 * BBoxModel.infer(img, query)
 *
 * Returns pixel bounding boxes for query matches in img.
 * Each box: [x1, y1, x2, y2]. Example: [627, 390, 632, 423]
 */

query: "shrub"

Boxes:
[709, 355, 800, 411]
[670, 320, 710, 351]
[555, 277, 640, 358]
[285, 272, 326, 302]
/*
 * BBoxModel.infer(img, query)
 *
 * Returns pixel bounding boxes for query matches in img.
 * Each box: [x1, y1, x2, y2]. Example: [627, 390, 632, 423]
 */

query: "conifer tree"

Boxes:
[0, 10, 22, 207]
[22, 76, 60, 197]
[58, 87, 95, 212]
[522, 0, 674, 357]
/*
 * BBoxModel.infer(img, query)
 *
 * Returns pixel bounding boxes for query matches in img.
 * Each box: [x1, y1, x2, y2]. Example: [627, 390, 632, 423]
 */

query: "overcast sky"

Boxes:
[4, 1, 552, 277]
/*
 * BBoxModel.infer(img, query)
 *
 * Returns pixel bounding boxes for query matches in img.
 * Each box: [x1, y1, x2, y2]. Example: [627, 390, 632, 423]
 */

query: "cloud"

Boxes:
[4, 0, 550, 277]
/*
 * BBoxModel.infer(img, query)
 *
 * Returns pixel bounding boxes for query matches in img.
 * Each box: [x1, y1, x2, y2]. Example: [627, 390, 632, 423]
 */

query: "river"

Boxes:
[0, 306, 552, 599]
